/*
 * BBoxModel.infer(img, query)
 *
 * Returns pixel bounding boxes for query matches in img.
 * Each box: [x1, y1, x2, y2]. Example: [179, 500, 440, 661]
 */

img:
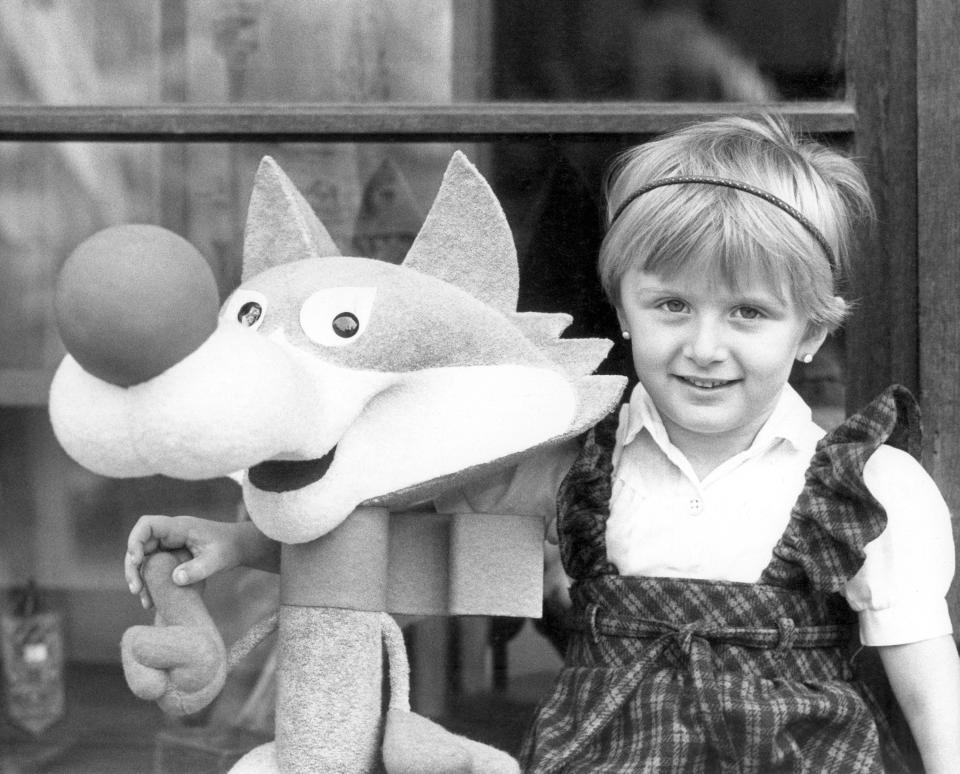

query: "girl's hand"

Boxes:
[125, 515, 247, 609]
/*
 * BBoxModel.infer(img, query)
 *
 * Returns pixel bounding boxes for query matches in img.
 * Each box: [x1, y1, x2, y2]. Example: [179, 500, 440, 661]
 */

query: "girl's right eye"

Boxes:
[660, 299, 687, 313]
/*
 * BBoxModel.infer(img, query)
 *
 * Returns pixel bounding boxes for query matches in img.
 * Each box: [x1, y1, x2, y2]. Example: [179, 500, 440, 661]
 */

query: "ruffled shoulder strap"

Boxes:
[761, 385, 922, 592]
[556, 411, 620, 580]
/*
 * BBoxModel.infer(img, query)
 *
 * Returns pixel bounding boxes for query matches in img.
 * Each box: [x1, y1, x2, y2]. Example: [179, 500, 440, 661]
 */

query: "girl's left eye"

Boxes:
[734, 306, 763, 320]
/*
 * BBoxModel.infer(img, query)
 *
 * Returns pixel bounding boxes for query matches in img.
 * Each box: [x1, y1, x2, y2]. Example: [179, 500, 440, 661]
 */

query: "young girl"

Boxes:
[126, 115, 960, 773]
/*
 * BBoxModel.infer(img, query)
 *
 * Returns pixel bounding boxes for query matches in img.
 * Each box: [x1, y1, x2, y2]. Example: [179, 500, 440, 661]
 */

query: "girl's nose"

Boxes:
[54, 224, 221, 387]
[683, 318, 727, 365]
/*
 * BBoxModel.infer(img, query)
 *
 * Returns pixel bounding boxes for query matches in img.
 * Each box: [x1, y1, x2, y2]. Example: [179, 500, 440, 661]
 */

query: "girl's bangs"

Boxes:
[640, 202, 794, 294]
[605, 185, 839, 327]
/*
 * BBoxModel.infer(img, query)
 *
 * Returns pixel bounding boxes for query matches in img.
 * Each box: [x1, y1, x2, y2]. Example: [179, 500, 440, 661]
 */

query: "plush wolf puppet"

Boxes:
[49, 152, 626, 773]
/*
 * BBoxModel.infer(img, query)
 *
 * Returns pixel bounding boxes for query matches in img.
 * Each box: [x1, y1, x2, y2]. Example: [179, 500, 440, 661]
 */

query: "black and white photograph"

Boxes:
[0, 2, 957, 772]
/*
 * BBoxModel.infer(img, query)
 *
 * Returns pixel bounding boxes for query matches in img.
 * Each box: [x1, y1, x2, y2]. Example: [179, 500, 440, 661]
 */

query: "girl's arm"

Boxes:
[879, 635, 960, 774]
[849, 443, 959, 770]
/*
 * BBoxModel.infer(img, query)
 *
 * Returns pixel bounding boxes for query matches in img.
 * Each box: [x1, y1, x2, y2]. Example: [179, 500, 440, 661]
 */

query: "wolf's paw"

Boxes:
[121, 551, 227, 716]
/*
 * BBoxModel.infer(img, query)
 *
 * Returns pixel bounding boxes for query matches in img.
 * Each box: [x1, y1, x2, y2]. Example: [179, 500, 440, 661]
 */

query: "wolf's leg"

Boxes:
[380, 614, 520, 774]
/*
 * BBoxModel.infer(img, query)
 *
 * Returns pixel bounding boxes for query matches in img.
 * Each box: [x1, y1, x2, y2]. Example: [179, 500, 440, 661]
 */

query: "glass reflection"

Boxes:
[0, 0, 844, 106]
[496, 1, 845, 101]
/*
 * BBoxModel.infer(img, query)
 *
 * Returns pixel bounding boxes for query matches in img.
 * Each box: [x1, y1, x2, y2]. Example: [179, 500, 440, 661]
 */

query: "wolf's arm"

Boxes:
[122, 549, 280, 716]
[121, 550, 228, 715]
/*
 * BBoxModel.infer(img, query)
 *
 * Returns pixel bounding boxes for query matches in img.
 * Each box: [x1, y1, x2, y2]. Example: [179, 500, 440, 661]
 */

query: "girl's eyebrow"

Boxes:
[630, 279, 683, 294]
[632, 286, 685, 301]
[734, 292, 777, 305]
[733, 287, 789, 306]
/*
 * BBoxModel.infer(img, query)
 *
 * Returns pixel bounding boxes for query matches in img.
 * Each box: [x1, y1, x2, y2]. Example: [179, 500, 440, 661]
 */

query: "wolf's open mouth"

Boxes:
[247, 446, 337, 493]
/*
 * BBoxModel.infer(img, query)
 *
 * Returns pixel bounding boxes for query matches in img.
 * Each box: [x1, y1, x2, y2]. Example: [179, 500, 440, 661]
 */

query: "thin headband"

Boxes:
[610, 175, 837, 274]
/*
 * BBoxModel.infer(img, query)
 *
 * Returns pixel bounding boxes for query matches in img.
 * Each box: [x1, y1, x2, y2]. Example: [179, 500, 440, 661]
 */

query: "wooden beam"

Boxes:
[0, 102, 855, 142]
[917, 0, 960, 623]
[845, 1, 919, 407]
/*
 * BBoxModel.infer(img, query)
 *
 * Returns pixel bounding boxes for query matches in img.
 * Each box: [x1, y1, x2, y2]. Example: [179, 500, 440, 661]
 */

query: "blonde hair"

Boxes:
[598, 114, 874, 330]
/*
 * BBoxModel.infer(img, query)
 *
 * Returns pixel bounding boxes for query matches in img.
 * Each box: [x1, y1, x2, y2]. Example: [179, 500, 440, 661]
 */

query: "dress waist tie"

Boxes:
[535, 604, 850, 774]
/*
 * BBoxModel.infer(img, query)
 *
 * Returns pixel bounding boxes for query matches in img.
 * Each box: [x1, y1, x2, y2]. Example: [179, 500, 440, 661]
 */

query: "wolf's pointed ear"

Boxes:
[403, 152, 518, 314]
[242, 157, 341, 282]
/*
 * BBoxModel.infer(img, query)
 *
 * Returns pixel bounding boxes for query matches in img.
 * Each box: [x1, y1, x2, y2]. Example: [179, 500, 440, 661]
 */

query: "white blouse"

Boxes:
[609, 383, 954, 647]
[437, 384, 955, 647]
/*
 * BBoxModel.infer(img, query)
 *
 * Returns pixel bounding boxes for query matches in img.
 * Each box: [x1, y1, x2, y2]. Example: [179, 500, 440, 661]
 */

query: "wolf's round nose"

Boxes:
[55, 224, 220, 387]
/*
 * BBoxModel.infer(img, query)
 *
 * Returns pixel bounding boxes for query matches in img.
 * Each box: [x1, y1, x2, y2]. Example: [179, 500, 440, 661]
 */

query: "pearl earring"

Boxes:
[621, 330, 631, 341]
[800, 353, 813, 364]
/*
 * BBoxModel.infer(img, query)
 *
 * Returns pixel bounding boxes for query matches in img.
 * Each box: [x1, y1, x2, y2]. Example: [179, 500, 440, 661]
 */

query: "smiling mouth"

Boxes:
[676, 375, 736, 389]
[247, 446, 337, 493]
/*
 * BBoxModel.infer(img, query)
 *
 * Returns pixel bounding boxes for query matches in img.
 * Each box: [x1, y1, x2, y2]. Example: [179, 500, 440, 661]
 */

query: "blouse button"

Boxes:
[689, 497, 703, 515]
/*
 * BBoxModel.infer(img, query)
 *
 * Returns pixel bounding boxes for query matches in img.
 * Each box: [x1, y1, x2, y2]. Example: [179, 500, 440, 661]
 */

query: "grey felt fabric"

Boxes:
[243, 157, 341, 282]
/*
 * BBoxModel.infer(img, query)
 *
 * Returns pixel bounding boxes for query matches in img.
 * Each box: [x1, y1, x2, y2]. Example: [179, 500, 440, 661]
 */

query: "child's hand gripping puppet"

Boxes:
[49, 152, 627, 773]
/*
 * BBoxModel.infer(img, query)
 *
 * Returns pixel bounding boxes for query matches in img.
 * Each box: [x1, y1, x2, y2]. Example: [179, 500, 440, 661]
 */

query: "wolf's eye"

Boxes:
[238, 301, 263, 327]
[301, 287, 376, 347]
[222, 290, 267, 331]
[332, 312, 359, 338]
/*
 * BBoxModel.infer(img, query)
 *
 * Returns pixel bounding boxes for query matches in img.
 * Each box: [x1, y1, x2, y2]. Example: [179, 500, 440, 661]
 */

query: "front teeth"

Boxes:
[684, 377, 727, 389]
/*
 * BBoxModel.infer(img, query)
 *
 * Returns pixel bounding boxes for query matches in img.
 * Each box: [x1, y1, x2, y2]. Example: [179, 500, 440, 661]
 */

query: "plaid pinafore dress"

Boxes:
[520, 385, 923, 774]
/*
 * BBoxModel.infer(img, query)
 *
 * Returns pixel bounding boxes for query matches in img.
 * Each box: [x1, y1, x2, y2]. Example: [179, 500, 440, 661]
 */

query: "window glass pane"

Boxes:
[0, 1, 845, 106]
[0, 142, 161, 371]
[0, 140, 458, 372]
[0, 138, 845, 422]
[496, 0, 847, 102]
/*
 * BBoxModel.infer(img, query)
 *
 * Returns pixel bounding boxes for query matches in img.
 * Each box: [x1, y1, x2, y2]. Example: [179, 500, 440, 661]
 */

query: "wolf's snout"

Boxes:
[54, 224, 220, 387]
